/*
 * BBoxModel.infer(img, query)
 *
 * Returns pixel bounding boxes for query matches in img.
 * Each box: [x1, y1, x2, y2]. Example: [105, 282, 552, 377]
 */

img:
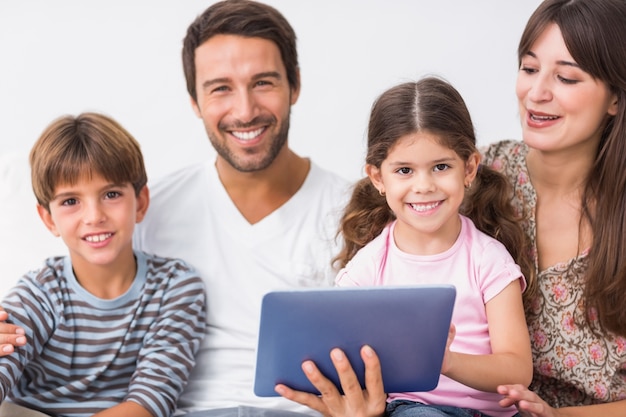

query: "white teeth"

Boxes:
[85, 233, 112, 243]
[530, 114, 558, 121]
[410, 202, 439, 212]
[232, 127, 264, 141]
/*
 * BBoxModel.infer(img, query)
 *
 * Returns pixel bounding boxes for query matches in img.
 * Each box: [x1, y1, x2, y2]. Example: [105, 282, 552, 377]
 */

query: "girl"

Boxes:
[279, 76, 533, 417]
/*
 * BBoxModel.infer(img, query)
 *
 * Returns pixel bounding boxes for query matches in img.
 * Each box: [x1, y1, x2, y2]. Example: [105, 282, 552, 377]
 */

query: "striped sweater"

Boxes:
[0, 251, 206, 417]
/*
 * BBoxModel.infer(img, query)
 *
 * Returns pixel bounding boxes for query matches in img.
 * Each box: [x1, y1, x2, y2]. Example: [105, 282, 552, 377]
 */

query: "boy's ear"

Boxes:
[135, 185, 150, 224]
[37, 204, 60, 237]
[365, 164, 385, 195]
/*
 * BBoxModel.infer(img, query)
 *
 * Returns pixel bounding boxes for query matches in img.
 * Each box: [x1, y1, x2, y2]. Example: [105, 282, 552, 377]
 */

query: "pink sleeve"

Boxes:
[479, 240, 526, 303]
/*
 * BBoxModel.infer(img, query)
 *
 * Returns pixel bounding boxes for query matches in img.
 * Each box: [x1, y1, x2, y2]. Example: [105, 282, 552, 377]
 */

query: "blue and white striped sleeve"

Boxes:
[125, 258, 207, 417]
[0, 269, 58, 400]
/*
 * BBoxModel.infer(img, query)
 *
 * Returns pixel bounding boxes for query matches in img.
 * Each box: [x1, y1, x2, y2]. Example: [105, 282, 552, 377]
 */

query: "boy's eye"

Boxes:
[105, 191, 121, 199]
[62, 198, 77, 206]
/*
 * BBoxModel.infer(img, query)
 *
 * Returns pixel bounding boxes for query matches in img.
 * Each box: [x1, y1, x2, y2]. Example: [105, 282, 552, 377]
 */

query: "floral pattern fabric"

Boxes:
[482, 140, 626, 407]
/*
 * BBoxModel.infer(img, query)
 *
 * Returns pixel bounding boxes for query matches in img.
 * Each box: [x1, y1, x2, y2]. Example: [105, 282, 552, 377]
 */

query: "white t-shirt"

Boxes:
[134, 159, 350, 414]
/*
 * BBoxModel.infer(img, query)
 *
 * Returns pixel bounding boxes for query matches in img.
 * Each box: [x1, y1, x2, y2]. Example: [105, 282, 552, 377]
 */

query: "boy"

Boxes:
[0, 113, 206, 417]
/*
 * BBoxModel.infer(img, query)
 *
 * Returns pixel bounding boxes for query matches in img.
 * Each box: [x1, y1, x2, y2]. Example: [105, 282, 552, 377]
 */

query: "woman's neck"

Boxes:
[526, 146, 594, 197]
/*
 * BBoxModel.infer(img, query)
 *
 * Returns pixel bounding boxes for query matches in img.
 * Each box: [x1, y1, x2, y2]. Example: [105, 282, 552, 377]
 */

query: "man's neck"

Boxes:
[216, 148, 310, 224]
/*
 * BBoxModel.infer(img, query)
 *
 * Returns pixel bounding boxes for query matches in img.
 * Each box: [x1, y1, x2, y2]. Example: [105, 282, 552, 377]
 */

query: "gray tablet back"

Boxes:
[254, 285, 456, 397]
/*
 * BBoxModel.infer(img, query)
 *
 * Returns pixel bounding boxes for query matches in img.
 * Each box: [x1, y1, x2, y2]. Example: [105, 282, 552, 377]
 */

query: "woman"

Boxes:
[277, 0, 626, 416]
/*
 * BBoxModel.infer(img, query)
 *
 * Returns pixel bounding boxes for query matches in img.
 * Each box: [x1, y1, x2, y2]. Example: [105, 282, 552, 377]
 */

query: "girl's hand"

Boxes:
[275, 345, 387, 417]
[498, 384, 559, 417]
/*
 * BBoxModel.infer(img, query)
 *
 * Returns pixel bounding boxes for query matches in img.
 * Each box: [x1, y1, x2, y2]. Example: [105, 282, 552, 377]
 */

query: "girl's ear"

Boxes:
[37, 204, 60, 237]
[365, 164, 385, 195]
[465, 152, 481, 186]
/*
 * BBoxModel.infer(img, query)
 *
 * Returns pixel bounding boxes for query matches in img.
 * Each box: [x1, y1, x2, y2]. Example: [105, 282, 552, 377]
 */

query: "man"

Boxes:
[0, 1, 349, 416]
[134, 1, 348, 416]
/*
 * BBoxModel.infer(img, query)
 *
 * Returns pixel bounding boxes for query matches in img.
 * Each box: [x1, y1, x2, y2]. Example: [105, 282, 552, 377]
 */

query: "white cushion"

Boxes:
[0, 151, 67, 298]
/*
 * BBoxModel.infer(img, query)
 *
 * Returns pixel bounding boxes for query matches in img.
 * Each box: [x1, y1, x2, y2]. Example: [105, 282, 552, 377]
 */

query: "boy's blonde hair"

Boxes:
[30, 112, 147, 210]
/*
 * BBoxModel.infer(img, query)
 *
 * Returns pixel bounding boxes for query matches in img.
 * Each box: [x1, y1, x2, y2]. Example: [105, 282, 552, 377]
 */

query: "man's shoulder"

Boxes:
[149, 161, 210, 190]
[307, 162, 352, 200]
[144, 161, 215, 215]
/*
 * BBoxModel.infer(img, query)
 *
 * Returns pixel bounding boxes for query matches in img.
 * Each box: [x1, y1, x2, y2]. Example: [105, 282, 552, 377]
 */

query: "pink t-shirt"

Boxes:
[336, 215, 525, 417]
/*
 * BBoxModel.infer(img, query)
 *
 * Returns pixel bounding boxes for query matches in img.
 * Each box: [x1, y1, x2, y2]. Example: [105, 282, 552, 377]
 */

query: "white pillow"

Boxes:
[0, 151, 67, 298]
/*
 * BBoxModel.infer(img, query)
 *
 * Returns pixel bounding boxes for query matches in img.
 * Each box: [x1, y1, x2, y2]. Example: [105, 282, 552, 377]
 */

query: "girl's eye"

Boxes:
[433, 164, 449, 172]
[397, 167, 412, 175]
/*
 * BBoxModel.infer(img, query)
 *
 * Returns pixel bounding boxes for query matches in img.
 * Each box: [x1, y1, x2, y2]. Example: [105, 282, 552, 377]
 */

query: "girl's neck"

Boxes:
[393, 215, 462, 256]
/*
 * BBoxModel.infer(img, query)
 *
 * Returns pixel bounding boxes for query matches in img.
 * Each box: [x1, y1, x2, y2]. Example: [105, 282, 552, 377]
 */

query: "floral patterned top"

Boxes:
[482, 140, 626, 407]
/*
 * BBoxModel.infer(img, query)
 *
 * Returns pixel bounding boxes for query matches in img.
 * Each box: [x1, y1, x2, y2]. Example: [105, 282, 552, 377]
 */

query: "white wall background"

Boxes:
[0, 0, 543, 288]
[1, 0, 543, 181]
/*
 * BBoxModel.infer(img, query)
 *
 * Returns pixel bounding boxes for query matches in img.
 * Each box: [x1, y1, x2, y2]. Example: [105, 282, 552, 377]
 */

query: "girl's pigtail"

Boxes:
[462, 165, 536, 300]
[333, 177, 395, 269]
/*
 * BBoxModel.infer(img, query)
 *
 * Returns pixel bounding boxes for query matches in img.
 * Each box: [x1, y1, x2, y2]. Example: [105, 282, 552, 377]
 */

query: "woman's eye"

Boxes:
[557, 75, 578, 85]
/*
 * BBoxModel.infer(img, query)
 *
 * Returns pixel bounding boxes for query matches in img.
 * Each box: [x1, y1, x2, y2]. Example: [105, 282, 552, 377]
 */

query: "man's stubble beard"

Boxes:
[208, 110, 291, 173]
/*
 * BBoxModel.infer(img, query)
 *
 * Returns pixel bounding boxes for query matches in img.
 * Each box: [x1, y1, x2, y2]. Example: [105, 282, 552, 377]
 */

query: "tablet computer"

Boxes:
[253, 284, 456, 397]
